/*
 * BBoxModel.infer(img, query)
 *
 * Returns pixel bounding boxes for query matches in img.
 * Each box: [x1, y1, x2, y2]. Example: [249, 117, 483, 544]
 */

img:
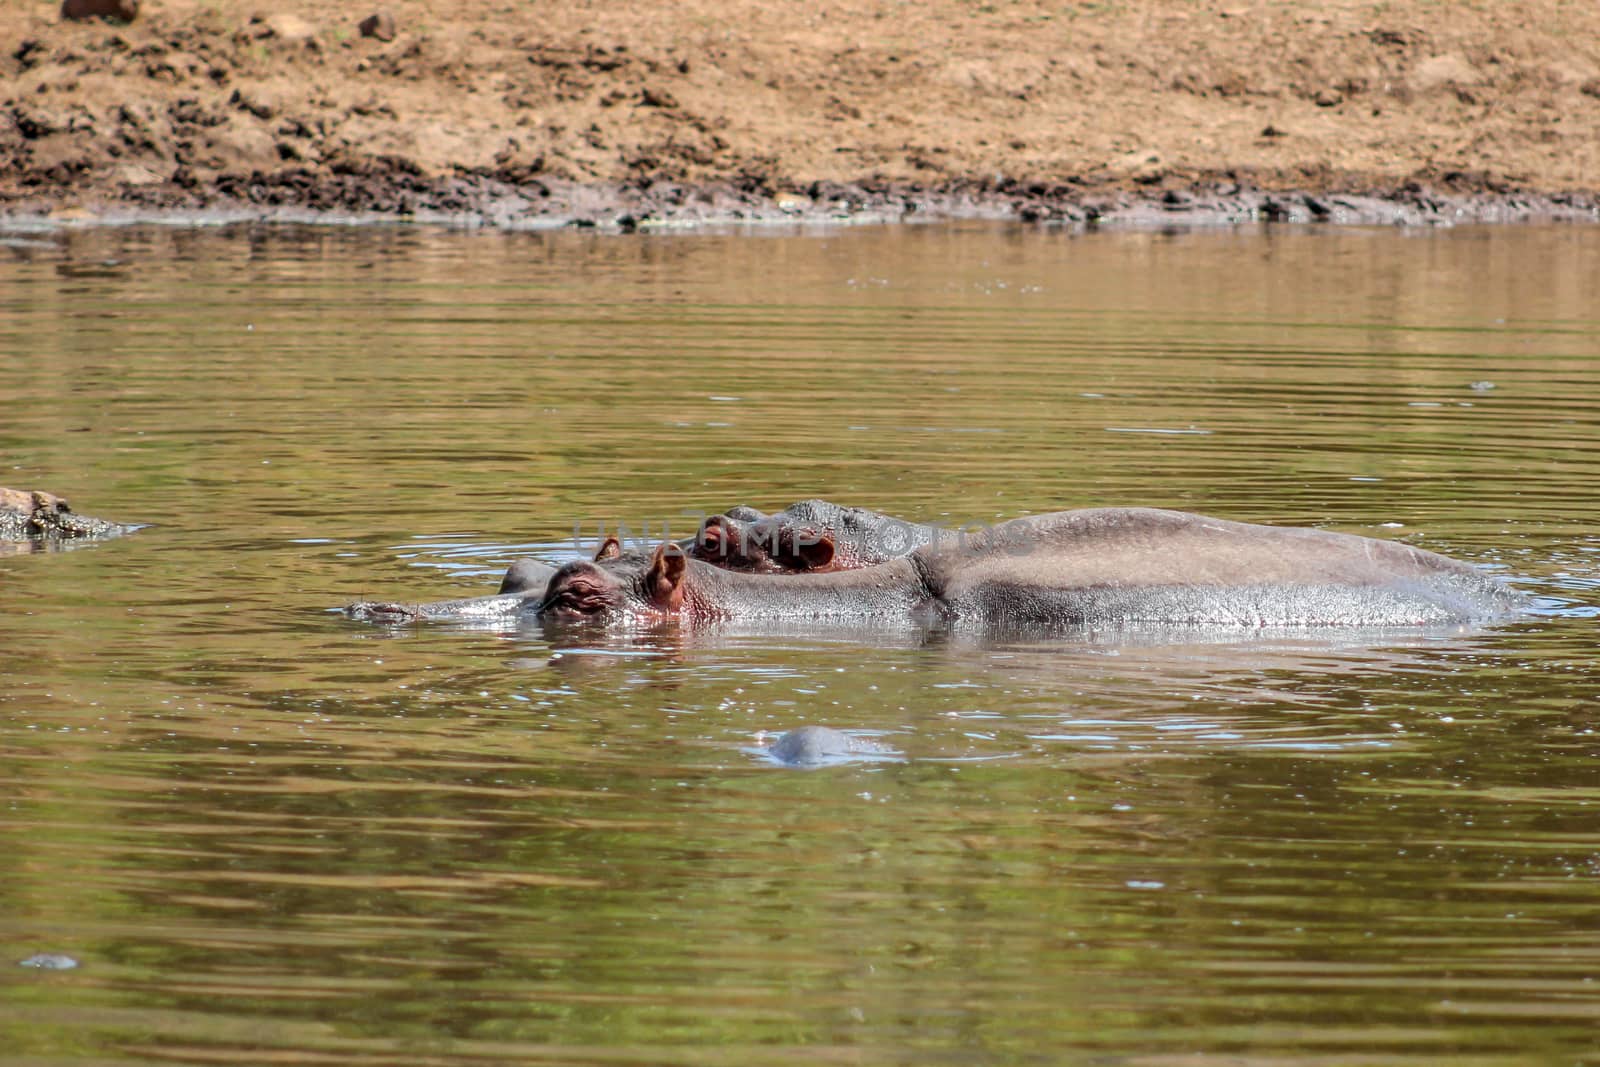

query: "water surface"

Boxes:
[3, 221, 1599, 1065]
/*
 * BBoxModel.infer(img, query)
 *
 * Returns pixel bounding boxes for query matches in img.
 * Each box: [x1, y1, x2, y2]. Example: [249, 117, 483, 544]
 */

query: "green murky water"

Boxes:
[2, 221, 1600, 1066]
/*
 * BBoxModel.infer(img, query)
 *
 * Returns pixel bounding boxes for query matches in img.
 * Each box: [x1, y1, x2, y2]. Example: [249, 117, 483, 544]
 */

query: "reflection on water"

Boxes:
[3, 221, 1600, 1065]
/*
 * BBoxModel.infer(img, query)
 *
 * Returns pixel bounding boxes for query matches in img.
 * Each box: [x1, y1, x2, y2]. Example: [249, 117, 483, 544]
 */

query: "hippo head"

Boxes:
[689, 513, 836, 573]
[537, 536, 687, 624]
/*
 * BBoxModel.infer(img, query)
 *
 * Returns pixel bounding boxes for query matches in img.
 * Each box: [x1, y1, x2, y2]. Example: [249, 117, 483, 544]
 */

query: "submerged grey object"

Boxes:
[18, 953, 79, 970]
[766, 725, 900, 766]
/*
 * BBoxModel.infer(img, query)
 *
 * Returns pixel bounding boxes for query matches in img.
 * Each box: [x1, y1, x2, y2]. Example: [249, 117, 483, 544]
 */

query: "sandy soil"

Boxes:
[3, 0, 1600, 225]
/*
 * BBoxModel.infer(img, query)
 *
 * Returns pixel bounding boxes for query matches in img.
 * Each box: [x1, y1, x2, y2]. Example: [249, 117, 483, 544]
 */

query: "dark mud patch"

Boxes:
[5, 171, 1597, 232]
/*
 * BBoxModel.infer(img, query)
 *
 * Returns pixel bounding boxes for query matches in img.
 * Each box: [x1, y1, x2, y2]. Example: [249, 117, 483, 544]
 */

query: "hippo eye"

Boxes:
[552, 584, 604, 614]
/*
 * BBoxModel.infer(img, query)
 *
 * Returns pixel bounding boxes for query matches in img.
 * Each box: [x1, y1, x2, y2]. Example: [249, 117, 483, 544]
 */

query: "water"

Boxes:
[2, 221, 1600, 1065]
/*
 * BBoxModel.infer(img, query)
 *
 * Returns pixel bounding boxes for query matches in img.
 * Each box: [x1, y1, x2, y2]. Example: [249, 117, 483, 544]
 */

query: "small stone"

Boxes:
[1409, 53, 1483, 93]
[114, 162, 164, 186]
[229, 87, 277, 119]
[1112, 148, 1163, 182]
[259, 13, 316, 44]
[1260, 124, 1289, 138]
[61, 0, 137, 22]
[358, 12, 396, 42]
[1313, 88, 1343, 107]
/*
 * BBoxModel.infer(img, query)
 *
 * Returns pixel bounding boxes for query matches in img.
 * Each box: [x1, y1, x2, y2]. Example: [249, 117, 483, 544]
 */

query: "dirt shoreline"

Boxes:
[5, 0, 1599, 229]
[9, 173, 1600, 232]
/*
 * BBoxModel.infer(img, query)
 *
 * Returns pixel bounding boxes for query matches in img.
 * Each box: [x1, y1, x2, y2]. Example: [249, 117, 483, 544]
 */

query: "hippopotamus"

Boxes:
[534, 507, 1525, 628]
[350, 518, 826, 622]
[491, 500, 929, 596]
[492, 518, 829, 597]
[707, 499, 943, 571]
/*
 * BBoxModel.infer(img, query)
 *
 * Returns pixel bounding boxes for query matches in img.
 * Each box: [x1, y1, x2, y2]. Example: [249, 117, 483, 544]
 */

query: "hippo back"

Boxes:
[914, 507, 1524, 627]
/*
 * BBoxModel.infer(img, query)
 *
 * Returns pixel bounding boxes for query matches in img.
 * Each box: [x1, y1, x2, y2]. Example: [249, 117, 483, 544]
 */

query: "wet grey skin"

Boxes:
[765, 726, 900, 766]
[345, 590, 540, 624]
[725, 499, 943, 567]
[693, 501, 935, 573]
[536, 507, 1528, 628]
[497, 559, 559, 595]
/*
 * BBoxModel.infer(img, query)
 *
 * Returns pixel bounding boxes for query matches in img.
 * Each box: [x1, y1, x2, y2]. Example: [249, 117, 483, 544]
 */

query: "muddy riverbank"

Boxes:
[4, 0, 1599, 227]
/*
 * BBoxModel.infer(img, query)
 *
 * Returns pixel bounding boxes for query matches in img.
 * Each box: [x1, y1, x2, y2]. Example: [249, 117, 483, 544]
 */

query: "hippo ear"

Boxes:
[593, 535, 623, 562]
[645, 542, 688, 610]
[776, 527, 836, 571]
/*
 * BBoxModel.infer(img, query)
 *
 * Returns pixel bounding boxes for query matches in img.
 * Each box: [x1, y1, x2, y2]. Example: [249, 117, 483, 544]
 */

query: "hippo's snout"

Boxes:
[344, 600, 424, 624]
